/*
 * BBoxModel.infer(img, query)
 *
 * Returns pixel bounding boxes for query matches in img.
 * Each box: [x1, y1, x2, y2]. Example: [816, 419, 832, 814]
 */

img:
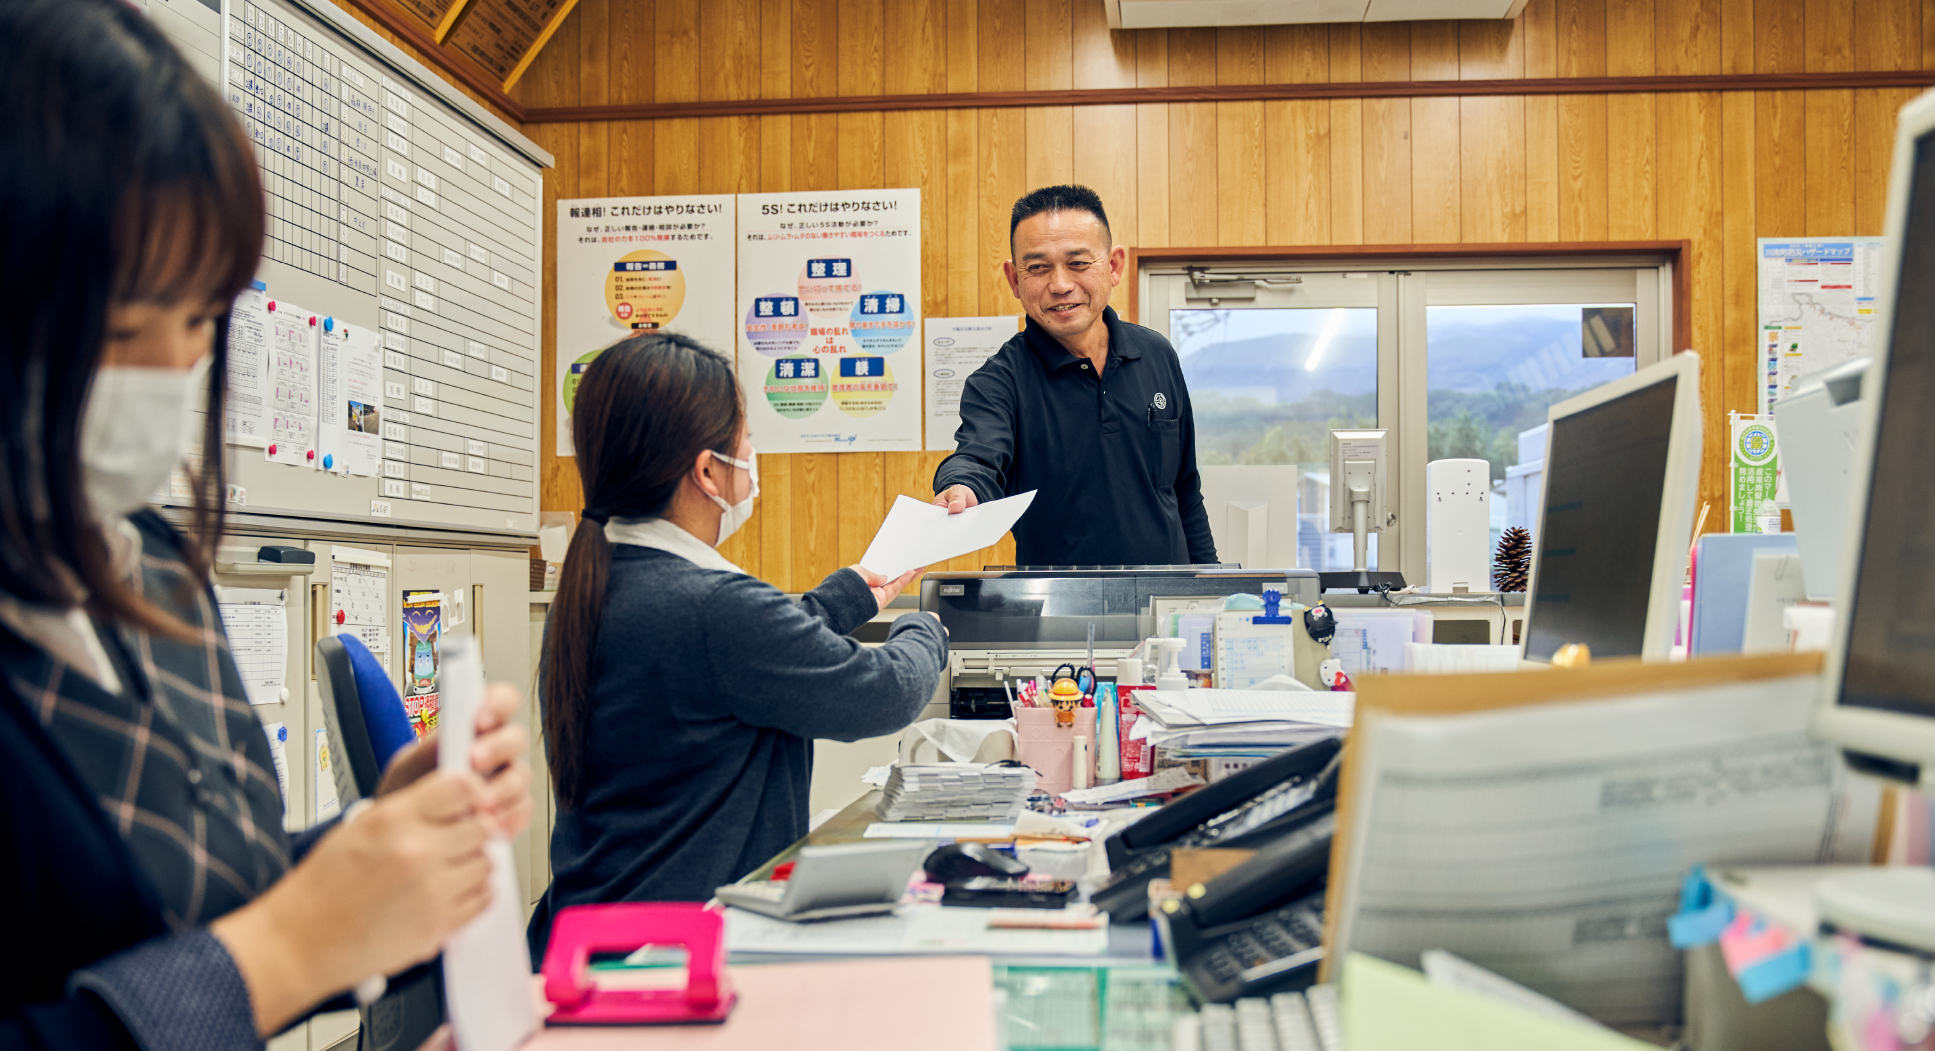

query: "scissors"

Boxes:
[1050, 663, 1096, 698]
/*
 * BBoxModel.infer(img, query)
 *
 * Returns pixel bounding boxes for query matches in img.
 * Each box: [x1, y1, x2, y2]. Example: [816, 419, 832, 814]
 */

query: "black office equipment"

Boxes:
[254, 544, 316, 564]
[940, 877, 1078, 910]
[922, 842, 1029, 883]
[1090, 736, 1341, 923]
[1155, 811, 1336, 1004]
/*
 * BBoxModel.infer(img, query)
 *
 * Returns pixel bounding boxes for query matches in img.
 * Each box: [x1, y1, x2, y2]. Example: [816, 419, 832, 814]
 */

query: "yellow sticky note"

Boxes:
[1341, 954, 1656, 1051]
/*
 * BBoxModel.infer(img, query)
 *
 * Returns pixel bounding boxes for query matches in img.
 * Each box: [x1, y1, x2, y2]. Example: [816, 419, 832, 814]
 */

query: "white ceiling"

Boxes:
[1102, 0, 1531, 29]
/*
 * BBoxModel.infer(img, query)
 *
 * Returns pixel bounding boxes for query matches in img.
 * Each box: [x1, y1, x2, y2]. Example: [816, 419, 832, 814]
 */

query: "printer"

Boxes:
[921, 565, 1321, 719]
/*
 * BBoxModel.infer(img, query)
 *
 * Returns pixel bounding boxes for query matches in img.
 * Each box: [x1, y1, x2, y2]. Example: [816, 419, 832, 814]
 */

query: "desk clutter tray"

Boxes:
[877, 763, 1036, 822]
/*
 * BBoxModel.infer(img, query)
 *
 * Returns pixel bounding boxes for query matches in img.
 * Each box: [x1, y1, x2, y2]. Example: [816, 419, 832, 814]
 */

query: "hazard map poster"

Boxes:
[736, 189, 922, 453]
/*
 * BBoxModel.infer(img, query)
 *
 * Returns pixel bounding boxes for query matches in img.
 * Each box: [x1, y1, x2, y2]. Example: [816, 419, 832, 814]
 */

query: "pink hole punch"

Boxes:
[541, 902, 736, 1026]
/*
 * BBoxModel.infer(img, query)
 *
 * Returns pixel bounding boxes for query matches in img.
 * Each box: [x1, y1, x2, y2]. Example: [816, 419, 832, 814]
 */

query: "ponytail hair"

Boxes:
[542, 332, 743, 809]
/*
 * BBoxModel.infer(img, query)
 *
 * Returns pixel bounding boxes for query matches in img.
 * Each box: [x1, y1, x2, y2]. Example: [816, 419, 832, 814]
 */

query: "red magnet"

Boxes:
[267, 444, 277, 455]
[306, 450, 315, 460]
[266, 300, 276, 311]
[308, 316, 317, 326]
[335, 610, 345, 625]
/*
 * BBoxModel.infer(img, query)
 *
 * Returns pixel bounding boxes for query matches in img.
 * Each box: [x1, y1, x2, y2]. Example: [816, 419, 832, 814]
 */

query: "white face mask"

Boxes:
[706, 448, 759, 547]
[81, 364, 199, 520]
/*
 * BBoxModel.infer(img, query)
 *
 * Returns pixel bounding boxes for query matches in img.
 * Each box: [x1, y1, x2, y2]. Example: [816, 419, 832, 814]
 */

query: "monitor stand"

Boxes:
[1319, 571, 1407, 594]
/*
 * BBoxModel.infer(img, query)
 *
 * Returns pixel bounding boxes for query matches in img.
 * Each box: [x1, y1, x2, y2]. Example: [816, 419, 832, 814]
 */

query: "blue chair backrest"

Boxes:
[315, 634, 416, 803]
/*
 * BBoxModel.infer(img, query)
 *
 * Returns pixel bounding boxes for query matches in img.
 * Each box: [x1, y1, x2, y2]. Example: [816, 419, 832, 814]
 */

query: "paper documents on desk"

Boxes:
[1128, 689, 1352, 750]
[1343, 955, 1652, 1051]
[1328, 657, 1880, 1026]
[724, 904, 1109, 957]
[859, 491, 1036, 578]
[436, 642, 538, 1051]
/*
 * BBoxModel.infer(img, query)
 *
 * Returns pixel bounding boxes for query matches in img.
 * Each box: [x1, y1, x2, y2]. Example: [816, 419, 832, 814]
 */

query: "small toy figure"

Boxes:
[1047, 676, 1084, 727]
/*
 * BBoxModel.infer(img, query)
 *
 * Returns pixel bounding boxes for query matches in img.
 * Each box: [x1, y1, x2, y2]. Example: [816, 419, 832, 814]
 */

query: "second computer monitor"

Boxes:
[1520, 353, 1703, 663]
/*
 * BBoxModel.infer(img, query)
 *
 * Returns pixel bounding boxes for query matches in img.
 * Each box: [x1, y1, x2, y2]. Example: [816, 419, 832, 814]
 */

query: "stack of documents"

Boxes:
[875, 763, 1037, 822]
[1130, 689, 1353, 753]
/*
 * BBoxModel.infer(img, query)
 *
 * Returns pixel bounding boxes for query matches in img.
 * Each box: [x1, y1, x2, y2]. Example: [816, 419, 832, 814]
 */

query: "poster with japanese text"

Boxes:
[555, 195, 736, 456]
[1757, 237, 1884, 414]
[736, 189, 922, 453]
[400, 590, 442, 739]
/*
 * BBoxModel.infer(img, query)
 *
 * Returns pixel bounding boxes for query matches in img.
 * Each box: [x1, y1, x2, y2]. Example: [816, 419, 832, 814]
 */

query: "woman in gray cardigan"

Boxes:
[528, 333, 948, 957]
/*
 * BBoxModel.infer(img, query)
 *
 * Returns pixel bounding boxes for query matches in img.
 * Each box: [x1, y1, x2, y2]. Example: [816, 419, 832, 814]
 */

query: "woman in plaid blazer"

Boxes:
[0, 3, 534, 1049]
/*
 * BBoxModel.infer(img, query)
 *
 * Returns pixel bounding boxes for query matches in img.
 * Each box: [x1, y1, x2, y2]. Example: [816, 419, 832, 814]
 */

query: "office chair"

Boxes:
[314, 634, 445, 1051]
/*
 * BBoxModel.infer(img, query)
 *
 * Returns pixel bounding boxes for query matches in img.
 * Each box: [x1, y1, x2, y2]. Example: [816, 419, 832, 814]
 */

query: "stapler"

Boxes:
[541, 902, 736, 1025]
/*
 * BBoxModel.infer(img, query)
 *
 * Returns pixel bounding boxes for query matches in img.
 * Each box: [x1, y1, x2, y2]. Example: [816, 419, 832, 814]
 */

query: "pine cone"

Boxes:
[1493, 526, 1532, 593]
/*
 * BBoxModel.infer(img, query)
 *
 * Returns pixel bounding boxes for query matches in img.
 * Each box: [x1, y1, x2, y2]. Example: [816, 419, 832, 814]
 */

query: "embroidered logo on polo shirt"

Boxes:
[1152, 393, 1167, 410]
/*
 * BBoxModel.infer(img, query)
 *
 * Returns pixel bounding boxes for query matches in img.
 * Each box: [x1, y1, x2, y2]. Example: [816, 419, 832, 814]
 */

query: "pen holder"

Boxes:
[1015, 706, 1095, 796]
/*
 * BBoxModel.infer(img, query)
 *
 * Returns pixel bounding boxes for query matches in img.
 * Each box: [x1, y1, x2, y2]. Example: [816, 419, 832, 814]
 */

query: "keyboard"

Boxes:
[722, 880, 786, 903]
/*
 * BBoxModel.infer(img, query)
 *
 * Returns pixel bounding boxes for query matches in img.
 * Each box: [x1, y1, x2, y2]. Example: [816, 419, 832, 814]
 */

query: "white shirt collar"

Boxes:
[602, 516, 747, 576]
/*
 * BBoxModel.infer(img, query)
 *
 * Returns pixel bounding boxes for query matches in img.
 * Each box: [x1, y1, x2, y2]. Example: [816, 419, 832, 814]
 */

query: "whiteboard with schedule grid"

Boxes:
[142, 0, 550, 537]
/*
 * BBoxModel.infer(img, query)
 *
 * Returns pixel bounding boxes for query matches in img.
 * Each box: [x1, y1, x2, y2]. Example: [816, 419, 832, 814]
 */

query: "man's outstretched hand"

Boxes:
[932, 484, 979, 515]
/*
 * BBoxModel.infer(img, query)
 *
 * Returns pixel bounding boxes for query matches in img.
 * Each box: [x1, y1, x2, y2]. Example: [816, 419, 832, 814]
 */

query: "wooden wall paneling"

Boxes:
[1072, 0, 1136, 89]
[1721, 91, 1758, 447]
[1329, 25, 1365, 245]
[1721, 0, 1755, 73]
[980, 0, 1027, 91]
[948, 0, 979, 92]
[1522, 0, 1560, 240]
[1411, 23, 1461, 242]
[1168, 29, 1219, 246]
[1655, 0, 1721, 75]
[1554, 0, 1607, 78]
[1262, 26, 1331, 246]
[1459, 21, 1527, 244]
[1027, 105, 1077, 189]
[610, 120, 654, 194]
[1808, 0, 1858, 71]
[1656, 90, 1726, 512]
[610, 0, 655, 103]
[1215, 29, 1267, 245]
[1460, 96, 1528, 242]
[505, 0, 575, 108]
[884, 105, 948, 540]
[946, 111, 982, 313]
[885, 0, 947, 94]
[1757, 0, 1808, 72]
[1857, 87, 1919, 232]
[1757, 92, 1809, 235]
[1360, 24, 1412, 243]
[534, 119, 580, 514]
[1606, 0, 1656, 77]
[1074, 105, 1141, 244]
[1136, 31, 1172, 250]
[1556, 95, 1609, 239]
[575, 0, 608, 196]
[833, 0, 886, 576]
[1604, 94, 1656, 239]
[1806, 89, 1857, 233]
[1856, 0, 1922, 70]
[1927, 0, 1935, 67]
[979, 108, 1027, 313]
[653, 0, 700, 195]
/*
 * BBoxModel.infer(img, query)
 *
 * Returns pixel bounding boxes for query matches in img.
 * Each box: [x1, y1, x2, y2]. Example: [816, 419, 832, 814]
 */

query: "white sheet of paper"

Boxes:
[863, 822, 1016, 839]
[1333, 671, 1881, 1025]
[723, 905, 1108, 957]
[1404, 643, 1523, 674]
[1153, 689, 1356, 728]
[1058, 767, 1204, 806]
[436, 640, 537, 1051]
[216, 587, 287, 706]
[859, 491, 1036, 578]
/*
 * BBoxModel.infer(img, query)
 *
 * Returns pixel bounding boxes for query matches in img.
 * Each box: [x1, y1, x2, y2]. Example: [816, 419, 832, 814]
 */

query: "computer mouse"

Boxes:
[923, 842, 1029, 884]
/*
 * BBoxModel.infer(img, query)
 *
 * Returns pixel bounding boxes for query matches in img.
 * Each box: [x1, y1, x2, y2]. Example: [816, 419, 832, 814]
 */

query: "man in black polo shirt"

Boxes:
[932, 185, 1218, 566]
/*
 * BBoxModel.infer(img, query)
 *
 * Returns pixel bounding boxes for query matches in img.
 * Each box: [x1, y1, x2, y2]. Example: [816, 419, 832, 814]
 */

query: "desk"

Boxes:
[736, 790, 1158, 965]
[523, 956, 997, 1050]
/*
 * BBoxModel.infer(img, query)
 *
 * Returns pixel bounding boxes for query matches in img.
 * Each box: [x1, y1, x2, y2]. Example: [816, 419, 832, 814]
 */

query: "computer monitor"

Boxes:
[1774, 359, 1871, 601]
[1519, 353, 1703, 663]
[1815, 91, 1935, 788]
